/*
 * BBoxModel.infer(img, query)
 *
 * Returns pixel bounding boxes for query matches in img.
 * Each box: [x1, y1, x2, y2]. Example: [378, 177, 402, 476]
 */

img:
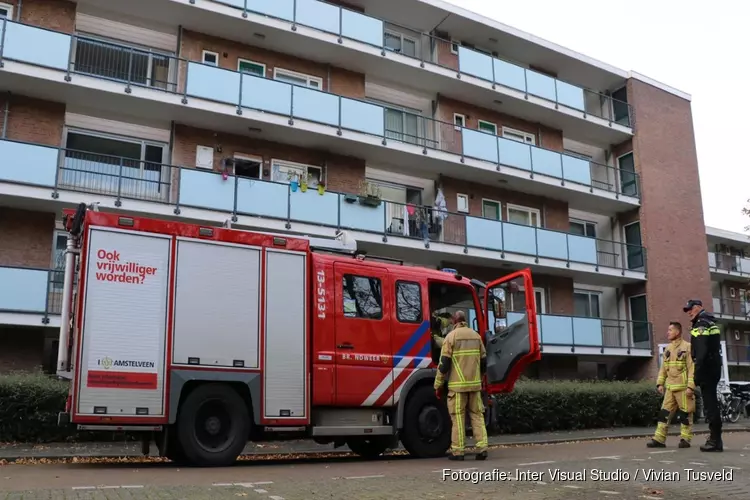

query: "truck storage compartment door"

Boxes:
[483, 269, 540, 394]
[76, 227, 172, 417]
[172, 238, 261, 369]
[263, 248, 308, 422]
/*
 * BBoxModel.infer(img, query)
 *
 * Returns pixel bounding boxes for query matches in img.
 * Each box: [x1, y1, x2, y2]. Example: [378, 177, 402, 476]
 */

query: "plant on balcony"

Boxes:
[357, 180, 382, 208]
[317, 180, 326, 195]
[299, 173, 313, 193]
[287, 171, 299, 192]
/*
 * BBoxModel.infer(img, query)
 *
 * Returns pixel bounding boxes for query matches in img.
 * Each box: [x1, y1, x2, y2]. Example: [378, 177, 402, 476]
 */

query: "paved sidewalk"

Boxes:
[1, 422, 748, 462]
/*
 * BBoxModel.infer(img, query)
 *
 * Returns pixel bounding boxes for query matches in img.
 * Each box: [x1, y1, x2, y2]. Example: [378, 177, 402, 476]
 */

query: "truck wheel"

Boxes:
[400, 385, 451, 458]
[176, 383, 250, 467]
[346, 437, 390, 458]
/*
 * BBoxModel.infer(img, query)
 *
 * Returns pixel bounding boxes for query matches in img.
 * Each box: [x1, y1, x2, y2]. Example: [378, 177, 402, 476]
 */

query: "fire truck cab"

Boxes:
[55, 204, 540, 466]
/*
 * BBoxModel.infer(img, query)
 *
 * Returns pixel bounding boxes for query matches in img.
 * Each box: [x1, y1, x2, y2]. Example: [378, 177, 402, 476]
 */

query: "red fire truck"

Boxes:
[55, 203, 540, 466]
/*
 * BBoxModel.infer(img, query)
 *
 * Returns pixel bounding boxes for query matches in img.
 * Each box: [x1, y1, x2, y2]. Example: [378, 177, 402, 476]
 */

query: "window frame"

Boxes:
[273, 67, 323, 89]
[450, 38, 460, 55]
[506, 203, 541, 227]
[570, 218, 597, 238]
[456, 193, 469, 213]
[384, 29, 418, 58]
[512, 286, 546, 314]
[237, 58, 266, 77]
[232, 153, 263, 179]
[63, 127, 169, 170]
[51, 229, 68, 291]
[573, 289, 601, 318]
[453, 113, 465, 131]
[201, 50, 219, 67]
[478, 120, 497, 135]
[0, 2, 14, 19]
[481, 198, 501, 220]
[395, 280, 423, 324]
[270, 159, 323, 187]
[501, 126, 536, 145]
[342, 274, 384, 320]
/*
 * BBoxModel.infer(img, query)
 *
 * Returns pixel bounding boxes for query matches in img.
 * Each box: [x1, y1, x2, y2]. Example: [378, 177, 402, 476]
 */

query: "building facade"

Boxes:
[0, 0, 710, 379]
[707, 226, 750, 381]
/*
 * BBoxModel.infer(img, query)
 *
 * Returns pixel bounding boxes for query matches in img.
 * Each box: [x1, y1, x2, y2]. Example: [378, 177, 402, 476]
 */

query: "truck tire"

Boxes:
[400, 385, 451, 458]
[176, 383, 250, 467]
[346, 437, 390, 459]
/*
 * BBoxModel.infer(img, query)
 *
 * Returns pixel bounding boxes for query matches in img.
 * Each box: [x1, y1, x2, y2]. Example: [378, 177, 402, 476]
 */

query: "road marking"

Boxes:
[631, 458, 646, 461]
[72, 487, 96, 490]
[344, 475, 385, 480]
[517, 461, 555, 466]
[254, 489, 268, 494]
[563, 485, 582, 489]
[269, 497, 285, 500]
[213, 483, 234, 487]
[724, 466, 742, 470]
[689, 462, 707, 466]
[599, 491, 620, 495]
[254, 482, 274, 485]
[534, 481, 547, 485]
[648, 450, 676, 454]
[659, 460, 675, 464]
[591, 456, 621, 460]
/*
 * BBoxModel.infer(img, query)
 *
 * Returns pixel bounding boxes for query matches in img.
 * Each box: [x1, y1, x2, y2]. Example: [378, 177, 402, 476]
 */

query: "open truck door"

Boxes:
[483, 268, 541, 394]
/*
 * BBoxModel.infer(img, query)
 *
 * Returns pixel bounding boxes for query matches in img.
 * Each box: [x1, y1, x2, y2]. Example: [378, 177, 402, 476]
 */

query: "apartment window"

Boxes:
[511, 287, 545, 314]
[478, 120, 497, 135]
[73, 34, 173, 91]
[384, 30, 417, 58]
[456, 193, 469, 213]
[61, 130, 167, 201]
[342, 275, 383, 319]
[273, 68, 322, 89]
[453, 113, 465, 131]
[271, 160, 322, 187]
[51, 231, 67, 291]
[506, 204, 540, 227]
[0, 3, 13, 18]
[617, 152, 638, 197]
[450, 39, 460, 55]
[202, 50, 219, 66]
[367, 99, 425, 146]
[502, 127, 535, 145]
[396, 281, 422, 323]
[238, 59, 265, 77]
[482, 199, 501, 220]
[611, 86, 629, 125]
[574, 290, 601, 318]
[232, 154, 262, 179]
[570, 219, 596, 238]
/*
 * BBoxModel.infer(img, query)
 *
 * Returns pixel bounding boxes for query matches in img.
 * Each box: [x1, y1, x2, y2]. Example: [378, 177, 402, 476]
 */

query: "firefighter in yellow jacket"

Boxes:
[433, 310, 488, 461]
[647, 321, 696, 448]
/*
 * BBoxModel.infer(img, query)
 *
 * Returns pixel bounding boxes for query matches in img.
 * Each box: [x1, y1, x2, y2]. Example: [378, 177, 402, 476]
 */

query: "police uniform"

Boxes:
[433, 321, 488, 460]
[685, 299, 723, 451]
[647, 337, 695, 448]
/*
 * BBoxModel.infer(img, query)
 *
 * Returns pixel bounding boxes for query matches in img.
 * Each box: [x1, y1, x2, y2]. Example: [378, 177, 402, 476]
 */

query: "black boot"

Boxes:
[646, 439, 666, 448]
[700, 438, 723, 452]
[678, 439, 691, 449]
[475, 450, 488, 461]
[448, 454, 465, 461]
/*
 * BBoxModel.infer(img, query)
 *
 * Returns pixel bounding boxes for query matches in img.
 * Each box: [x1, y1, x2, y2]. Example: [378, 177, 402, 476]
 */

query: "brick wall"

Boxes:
[627, 78, 712, 378]
[435, 96, 564, 156]
[0, 327, 47, 373]
[0, 208, 55, 268]
[180, 30, 365, 98]
[172, 124, 365, 194]
[5, 0, 76, 32]
[0, 94, 65, 146]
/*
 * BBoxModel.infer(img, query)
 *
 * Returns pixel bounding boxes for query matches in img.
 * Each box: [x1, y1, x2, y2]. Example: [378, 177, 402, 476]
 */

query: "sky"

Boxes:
[446, 0, 749, 234]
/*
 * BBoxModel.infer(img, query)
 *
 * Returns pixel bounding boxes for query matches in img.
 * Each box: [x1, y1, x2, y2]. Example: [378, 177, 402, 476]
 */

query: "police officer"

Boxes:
[647, 321, 695, 448]
[684, 299, 723, 452]
[433, 310, 488, 461]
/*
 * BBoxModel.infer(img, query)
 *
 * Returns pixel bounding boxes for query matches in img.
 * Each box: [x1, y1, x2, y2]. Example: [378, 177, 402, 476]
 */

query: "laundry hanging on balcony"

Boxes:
[433, 188, 448, 223]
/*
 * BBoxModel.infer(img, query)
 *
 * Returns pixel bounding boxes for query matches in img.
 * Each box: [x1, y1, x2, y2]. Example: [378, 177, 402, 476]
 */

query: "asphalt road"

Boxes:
[0, 433, 748, 499]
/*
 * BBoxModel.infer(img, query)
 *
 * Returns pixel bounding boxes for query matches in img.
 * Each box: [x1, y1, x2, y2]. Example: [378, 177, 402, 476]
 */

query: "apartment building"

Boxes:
[0, 0, 710, 379]
[707, 226, 750, 380]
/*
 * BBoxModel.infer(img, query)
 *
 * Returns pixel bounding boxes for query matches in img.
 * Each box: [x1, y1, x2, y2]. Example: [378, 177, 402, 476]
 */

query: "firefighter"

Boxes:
[433, 310, 488, 461]
[684, 299, 723, 452]
[647, 321, 695, 448]
[431, 311, 453, 348]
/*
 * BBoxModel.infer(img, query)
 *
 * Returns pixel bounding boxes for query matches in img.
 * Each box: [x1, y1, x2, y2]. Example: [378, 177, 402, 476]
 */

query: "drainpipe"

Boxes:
[15, 0, 22, 22]
[168, 120, 175, 164]
[176, 25, 183, 56]
[537, 123, 543, 147]
[326, 64, 331, 92]
[2, 92, 9, 139]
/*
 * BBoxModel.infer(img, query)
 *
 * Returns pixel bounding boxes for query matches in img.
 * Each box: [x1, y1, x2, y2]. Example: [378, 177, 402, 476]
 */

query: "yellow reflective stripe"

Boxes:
[448, 381, 482, 388]
[452, 359, 467, 383]
[690, 326, 721, 336]
[453, 350, 481, 356]
[455, 393, 464, 451]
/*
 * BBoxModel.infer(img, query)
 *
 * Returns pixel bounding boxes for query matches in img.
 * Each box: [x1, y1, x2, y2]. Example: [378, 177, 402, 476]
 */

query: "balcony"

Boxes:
[73, 0, 633, 145]
[713, 297, 750, 323]
[708, 251, 750, 278]
[0, 138, 648, 285]
[0, 265, 62, 327]
[726, 344, 750, 366]
[0, 19, 639, 213]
